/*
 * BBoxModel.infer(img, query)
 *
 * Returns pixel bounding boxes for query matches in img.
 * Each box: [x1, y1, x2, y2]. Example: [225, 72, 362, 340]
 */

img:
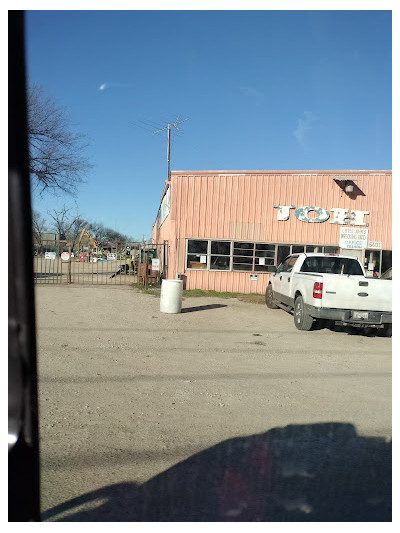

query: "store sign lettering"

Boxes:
[273, 205, 369, 226]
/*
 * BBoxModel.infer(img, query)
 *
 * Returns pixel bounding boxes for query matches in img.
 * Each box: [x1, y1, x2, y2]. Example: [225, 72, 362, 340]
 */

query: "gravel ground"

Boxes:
[34, 284, 392, 521]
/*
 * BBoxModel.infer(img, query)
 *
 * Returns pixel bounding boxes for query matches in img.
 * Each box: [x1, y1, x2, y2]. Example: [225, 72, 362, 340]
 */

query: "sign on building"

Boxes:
[45, 252, 56, 260]
[368, 241, 382, 249]
[339, 227, 368, 250]
[61, 252, 70, 261]
[107, 253, 117, 261]
[151, 258, 160, 271]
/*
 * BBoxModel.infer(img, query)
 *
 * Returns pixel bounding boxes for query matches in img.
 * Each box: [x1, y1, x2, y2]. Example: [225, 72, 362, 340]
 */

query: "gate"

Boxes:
[33, 240, 168, 286]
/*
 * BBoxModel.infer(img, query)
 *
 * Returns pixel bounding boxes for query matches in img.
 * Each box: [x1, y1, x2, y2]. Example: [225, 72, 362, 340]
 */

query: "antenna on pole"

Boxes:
[154, 117, 188, 179]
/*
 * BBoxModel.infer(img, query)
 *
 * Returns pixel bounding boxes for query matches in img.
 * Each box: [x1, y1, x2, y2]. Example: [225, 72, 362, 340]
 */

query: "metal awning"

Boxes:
[333, 177, 359, 182]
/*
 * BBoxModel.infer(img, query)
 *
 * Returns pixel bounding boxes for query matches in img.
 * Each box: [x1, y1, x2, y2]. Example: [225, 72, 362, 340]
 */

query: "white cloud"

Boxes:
[98, 82, 135, 91]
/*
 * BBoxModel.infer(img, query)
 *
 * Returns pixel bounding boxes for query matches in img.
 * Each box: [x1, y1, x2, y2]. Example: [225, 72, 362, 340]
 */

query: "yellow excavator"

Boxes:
[76, 228, 109, 257]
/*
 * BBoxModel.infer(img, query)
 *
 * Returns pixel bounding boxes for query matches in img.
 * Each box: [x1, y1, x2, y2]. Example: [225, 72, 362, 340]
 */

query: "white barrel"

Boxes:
[160, 279, 183, 313]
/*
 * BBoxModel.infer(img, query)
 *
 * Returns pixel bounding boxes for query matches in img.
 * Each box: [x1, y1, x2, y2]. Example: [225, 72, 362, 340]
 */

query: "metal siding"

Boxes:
[161, 171, 391, 292]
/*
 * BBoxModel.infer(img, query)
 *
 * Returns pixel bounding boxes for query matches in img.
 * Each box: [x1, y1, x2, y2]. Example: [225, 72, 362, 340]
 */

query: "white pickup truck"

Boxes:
[265, 253, 392, 334]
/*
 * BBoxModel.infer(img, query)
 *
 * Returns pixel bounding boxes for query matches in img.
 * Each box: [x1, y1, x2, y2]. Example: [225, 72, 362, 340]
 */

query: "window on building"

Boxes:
[233, 242, 254, 271]
[364, 249, 382, 276]
[186, 239, 344, 273]
[255, 243, 275, 271]
[210, 241, 231, 270]
[186, 239, 208, 269]
[323, 246, 339, 254]
[292, 245, 305, 254]
[381, 250, 392, 275]
[277, 245, 290, 266]
[306, 245, 320, 253]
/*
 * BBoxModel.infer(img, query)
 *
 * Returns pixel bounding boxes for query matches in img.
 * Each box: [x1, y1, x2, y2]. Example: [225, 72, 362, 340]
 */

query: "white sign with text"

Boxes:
[339, 227, 368, 250]
[151, 258, 160, 271]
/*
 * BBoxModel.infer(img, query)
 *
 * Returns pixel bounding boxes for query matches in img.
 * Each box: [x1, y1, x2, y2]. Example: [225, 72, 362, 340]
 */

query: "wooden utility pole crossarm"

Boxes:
[153, 118, 188, 179]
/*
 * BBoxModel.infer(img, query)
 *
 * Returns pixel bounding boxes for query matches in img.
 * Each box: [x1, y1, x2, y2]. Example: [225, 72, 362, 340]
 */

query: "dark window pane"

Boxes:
[323, 247, 339, 254]
[233, 263, 253, 271]
[381, 250, 392, 273]
[234, 248, 254, 257]
[210, 255, 230, 270]
[256, 243, 275, 251]
[234, 242, 254, 251]
[255, 264, 276, 272]
[211, 241, 230, 255]
[256, 250, 275, 258]
[364, 250, 381, 275]
[186, 254, 207, 269]
[292, 246, 304, 253]
[233, 256, 253, 265]
[306, 245, 320, 253]
[277, 246, 290, 265]
[187, 240, 208, 254]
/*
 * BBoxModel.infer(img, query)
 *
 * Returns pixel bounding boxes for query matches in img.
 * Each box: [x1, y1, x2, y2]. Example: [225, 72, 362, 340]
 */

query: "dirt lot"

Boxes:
[34, 284, 392, 521]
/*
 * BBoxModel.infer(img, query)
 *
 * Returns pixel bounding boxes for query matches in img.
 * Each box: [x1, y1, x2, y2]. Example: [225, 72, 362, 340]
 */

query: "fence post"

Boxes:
[67, 242, 72, 284]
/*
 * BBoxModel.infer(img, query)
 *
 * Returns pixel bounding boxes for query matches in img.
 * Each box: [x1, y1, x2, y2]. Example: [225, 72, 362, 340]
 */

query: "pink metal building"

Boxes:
[152, 170, 392, 294]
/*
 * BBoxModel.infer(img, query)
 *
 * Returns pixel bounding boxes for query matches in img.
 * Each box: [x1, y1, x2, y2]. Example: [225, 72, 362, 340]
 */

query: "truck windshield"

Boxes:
[301, 257, 363, 275]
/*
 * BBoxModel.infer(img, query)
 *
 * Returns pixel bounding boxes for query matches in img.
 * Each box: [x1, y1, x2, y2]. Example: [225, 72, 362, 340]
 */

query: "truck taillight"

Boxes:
[313, 282, 323, 299]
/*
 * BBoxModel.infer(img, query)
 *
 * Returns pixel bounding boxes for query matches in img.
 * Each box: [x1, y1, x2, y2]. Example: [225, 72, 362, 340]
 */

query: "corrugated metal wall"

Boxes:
[155, 171, 392, 293]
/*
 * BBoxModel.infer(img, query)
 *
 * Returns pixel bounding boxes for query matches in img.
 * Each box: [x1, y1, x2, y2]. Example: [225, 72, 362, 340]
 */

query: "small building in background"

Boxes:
[152, 170, 392, 294]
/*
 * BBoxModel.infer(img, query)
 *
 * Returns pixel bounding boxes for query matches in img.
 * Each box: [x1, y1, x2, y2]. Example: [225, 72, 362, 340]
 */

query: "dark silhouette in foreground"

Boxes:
[42, 422, 391, 522]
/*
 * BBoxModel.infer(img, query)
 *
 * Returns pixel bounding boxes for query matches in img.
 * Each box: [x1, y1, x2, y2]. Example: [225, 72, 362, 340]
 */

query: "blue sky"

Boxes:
[25, 9, 392, 240]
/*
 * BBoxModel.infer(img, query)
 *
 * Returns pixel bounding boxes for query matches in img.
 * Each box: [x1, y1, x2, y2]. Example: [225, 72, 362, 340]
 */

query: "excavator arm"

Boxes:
[76, 228, 98, 252]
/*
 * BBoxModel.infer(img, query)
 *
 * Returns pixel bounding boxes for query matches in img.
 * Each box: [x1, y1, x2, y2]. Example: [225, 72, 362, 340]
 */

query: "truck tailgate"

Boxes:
[321, 275, 392, 312]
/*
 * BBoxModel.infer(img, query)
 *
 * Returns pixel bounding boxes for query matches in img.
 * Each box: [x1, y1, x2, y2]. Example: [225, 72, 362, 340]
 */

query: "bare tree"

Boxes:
[48, 206, 87, 250]
[32, 209, 48, 241]
[27, 84, 92, 196]
[31, 210, 49, 252]
[85, 221, 132, 242]
[85, 221, 107, 241]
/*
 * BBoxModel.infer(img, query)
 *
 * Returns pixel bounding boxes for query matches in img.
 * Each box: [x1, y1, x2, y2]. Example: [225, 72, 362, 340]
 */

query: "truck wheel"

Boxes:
[294, 295, 314, 331]
[265, 284, 278, 309]
[383, 324, 392, 337]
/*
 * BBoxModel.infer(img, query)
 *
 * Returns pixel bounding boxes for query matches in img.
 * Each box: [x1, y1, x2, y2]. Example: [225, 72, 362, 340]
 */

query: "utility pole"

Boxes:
[154, 118, 188, 179]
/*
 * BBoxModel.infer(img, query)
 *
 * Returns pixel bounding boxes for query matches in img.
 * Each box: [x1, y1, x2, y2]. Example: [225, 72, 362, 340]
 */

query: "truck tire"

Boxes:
[265, 284, 278, 309]
[383, 324, 392, 337]
[294, 295, 314, 331]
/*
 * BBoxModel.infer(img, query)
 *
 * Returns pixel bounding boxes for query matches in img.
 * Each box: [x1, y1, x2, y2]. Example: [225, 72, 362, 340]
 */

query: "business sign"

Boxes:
[107, 253, 117, 261]
[151, 258, 160, 271]
[61, 252, 70, 261]
[339, 227, 368, 250]
[45, 252, 56, 260]
[249, 274, 258, 281]
[368, 241, 382, 249]
[274, 205, 369, 226]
